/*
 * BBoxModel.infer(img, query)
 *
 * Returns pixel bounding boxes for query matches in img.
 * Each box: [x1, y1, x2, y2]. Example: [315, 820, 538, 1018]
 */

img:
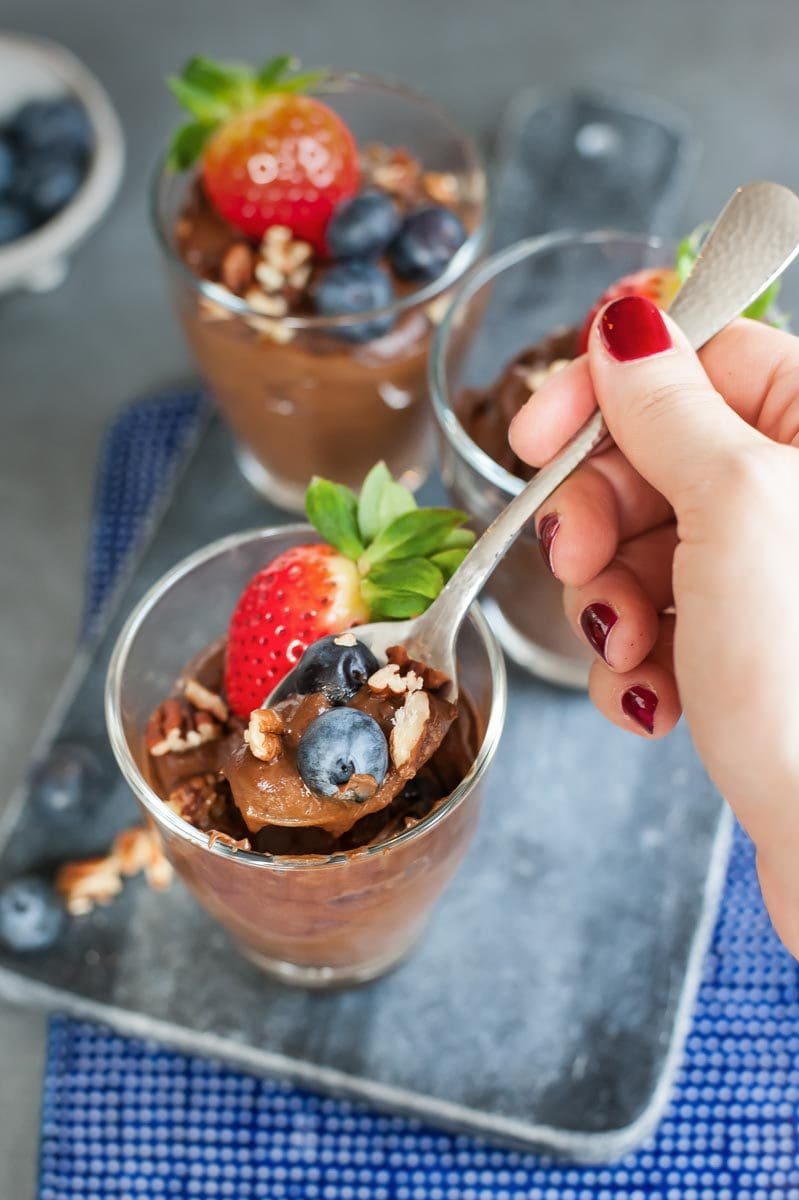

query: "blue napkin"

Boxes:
[39, 392, 799, 1199]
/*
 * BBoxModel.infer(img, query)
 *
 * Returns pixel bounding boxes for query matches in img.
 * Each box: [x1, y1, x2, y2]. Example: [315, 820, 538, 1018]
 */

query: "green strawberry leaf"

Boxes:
[167, 76, 230, 123]
[360, 509, 468, 569]
[376, 480, 416, 533]
[436, 527, 475, 552]
[743, 279, 781, 322]
[365, 557, 445, 600]
[429, 547, 469, 580]
[357, 462, 393, 543]
[361, 587, 434, 619]
[256, 54, 298, 89]
[182, 56, 249, 99]
[676, 223, 787, 326]
[168, 121, 215, 170]
[305, 477, 364, 560]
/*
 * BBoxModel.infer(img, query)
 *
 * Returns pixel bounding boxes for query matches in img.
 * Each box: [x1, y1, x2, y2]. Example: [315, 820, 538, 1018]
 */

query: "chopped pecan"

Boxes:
[334, 633, 358, 647]
[390, 690, 431, 770]
[184, 679, 228, 723]
[244, 286, 289, 318]
[244, 708, 285, 762]
[220, 242, 255, 294]
[56, 855, 123, 916]
[198, 294, 233, 322]
[168, 773, 232, 832]
[387, 645, 450, 693]
[260, 224, 314, 275]
[368, 663, 423, 696]
[362, 144, 421, 199]
[145, 698, 221, 757]
[423, 171, 460, 206]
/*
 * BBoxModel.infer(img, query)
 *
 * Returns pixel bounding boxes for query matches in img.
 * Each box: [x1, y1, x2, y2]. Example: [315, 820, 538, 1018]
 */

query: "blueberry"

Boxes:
[29, 743, 101, 823]
[0, 200, 33, 245]
[275, 636, 379, 706]
[389, 205, 468, 282]
[0, 877, 64, 953]
[13, 153, 84, 220]
[10, 96, 93, 158]
[327, 190, 401, 260]
[0, 134, 17, 196]
[312, 260, 395, 342]
[297, 708, 389, 799]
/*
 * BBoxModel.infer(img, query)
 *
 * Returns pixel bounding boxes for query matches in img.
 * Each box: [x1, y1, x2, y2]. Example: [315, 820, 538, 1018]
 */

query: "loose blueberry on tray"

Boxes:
[29, 742, 102, 824]
[0, 876, 64, 953]
[297, 707, 389, 799]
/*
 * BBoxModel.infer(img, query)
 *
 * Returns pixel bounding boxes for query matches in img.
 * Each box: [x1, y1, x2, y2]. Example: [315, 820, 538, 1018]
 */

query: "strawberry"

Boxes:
[224, 465, 475, 717]
[167, 55, 360, 251]
[576, 267, 680, 354]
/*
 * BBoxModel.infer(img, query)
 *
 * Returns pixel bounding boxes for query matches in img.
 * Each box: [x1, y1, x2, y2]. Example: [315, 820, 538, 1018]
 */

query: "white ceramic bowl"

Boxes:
[0, 32, 124, 294]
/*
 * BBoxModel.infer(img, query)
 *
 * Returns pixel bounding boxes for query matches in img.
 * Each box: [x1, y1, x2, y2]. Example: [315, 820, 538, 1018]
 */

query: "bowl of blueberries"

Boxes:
[0, 31, 124, 294]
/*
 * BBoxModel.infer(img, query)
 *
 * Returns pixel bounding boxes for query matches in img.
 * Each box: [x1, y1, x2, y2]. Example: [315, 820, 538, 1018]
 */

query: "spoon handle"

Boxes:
[416, 182, 799, 648]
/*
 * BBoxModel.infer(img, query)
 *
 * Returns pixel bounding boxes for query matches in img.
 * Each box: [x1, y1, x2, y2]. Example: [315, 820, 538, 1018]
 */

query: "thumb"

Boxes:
[588, 295, 758, 511]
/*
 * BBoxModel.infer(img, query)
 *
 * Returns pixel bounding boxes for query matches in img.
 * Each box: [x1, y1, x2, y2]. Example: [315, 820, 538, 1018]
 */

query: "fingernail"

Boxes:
[600, 296, 672, 362]
[537, 513, 559, 574]
[621, 685, 658, 735]
[580, 602, 618, 662]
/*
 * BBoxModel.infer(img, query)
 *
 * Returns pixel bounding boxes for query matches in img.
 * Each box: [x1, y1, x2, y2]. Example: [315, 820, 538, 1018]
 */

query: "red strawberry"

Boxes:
[576, 267, 680, 354]
[225, 545, 368, 717]
[168, 55, 360, 252]
[223, 464, 476, 717]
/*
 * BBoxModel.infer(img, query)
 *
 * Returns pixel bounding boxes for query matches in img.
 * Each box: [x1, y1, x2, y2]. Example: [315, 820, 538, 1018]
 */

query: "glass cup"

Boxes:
[430, 231, 672, 688]
[105, 527, 506, 988]
[152, 73, 488, 512]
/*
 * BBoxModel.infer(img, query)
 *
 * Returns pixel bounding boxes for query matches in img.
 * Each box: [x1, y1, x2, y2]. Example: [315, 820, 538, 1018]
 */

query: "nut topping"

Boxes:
[184, 679, 228, 723]
[168, 773, 231, 832]
[56, 825, 172, 916]
[390, 690, 431, 769]
[334, 633, 358, 647]
[423, 171, 460, 206]
[368, 663, 424, 696]
[244, 707, 285, 762]
[220, 242, 255, 294]
[362, 144, 421, 199]
[145, 697, 221, 757]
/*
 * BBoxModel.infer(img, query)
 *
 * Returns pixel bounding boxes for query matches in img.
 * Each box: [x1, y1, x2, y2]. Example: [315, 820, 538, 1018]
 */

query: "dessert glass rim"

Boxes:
[150, 69, 491, 332]
[105, 524, 507, 872]
[429, 228, 670, 498]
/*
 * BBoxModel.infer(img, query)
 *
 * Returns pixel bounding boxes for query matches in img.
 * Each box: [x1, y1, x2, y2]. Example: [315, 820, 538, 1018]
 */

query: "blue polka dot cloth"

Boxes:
[39, 392, 799, 1199]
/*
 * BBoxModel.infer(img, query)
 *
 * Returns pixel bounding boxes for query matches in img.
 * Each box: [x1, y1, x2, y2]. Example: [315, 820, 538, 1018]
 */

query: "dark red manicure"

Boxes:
[580, 603, 618, 662]
[600, 295, 672, 362]
[537, 513, 559, 574]
[621, 685, 658, 735]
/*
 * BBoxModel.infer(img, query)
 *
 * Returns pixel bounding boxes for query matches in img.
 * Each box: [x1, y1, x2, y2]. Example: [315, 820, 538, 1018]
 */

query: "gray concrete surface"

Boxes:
[1, 0, 798, 1193]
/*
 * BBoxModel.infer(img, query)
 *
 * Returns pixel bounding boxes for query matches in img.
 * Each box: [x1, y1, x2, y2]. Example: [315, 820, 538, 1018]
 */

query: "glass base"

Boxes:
[234, 443, 308, 513]
[237, 932, 420, 989]
[484, 597, 591, 690]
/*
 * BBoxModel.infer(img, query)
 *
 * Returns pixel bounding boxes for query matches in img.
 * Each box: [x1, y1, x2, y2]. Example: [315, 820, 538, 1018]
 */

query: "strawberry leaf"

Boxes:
[437, 527, 475, 552]
[365, 558, 445, 600]
[361, 588, 432, 619]
[182, 56, 249, 98]
[256, 54, 298, 88]
[360, 509, 468, 569]
[357, 462, 393, 543]
[376, 480, 416, 533]
[429, 547, 469, 580]
[168, 76, 230, 123]
[168, 121, 215, 170]
[305, 477, 364, 560]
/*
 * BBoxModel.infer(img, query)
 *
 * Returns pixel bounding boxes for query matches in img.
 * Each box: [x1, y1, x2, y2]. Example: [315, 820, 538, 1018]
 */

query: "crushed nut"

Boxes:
[368, 663, 407, 695]
[362, 144, 421, 198]
[338, 773, 378, 802]
[423, 171, 460, 206]
[244, 286, 289, 318]
[168, 773, 230, 831]
[145, 698, 221, 757]
[425, 295, 451, 326]
[390, 690, 431, 770]
[260, 225, 314, 275]
[56, 823, 173, 916]
[387, 645, 450, 692]
[184, 679, 228, 723]
[56, 856, 123, 916]
[250, 316, 295, 344]
[334, 633, 358, 647]
[220, 242, 255, 294]
[518, 358, 571, 394]
[244, 708, 285, 762]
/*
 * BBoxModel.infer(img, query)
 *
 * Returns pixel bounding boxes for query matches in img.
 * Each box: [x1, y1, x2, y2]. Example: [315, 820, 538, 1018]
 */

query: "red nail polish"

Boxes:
[580, 603, 618, 662]
[538, 513, 559, 573]
[600, 295, 672, 362]
[621, 685, 658, 734]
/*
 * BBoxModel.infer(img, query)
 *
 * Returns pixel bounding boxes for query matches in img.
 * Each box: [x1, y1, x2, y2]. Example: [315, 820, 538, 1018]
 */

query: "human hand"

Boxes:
[508, 298, 799, 954]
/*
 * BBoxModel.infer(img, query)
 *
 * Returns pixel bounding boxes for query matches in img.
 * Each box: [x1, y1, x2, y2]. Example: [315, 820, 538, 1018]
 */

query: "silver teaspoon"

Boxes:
[275, 181, 799, 703]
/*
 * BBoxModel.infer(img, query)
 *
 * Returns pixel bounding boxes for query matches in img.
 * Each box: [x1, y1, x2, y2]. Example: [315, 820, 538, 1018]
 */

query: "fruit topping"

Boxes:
[223, 462, 473, 717]
[168, 55, 360, 251]
[0, 876, 64, 953]
[389, 204, 467, 282]
[326, 189, 401, 260]
[273, 633, 379, 706]
[296, 707, 389, 800]
[29, 742, 102, 824]
[311, 259, 395, 340]
[10, 97, 92, 158]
